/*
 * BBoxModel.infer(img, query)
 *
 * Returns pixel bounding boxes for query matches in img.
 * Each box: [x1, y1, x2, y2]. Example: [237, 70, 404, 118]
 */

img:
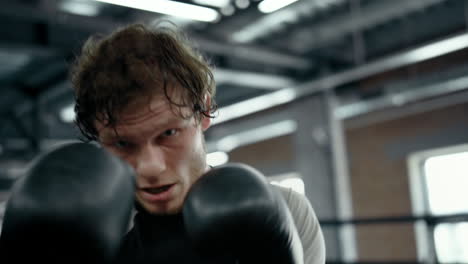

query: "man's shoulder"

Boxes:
[269, 184, 326, 264]
[269, 184, 308, 206]
[270, 183, 291, 196]
[268, 184, 318, 226]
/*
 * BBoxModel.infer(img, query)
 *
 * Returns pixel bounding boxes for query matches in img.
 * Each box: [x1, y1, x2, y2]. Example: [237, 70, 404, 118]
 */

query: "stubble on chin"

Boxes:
[138, 133, 209, 216]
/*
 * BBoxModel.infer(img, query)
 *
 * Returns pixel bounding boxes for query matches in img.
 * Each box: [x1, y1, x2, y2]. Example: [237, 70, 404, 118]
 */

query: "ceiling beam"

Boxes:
[288, 0, 446, 53]
[213, 30, 468, 124]
[214, 68, 295, 89]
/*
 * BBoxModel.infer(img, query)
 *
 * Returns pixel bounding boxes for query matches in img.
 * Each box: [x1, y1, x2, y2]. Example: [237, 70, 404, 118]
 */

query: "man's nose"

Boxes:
[135, 144, 166, 180]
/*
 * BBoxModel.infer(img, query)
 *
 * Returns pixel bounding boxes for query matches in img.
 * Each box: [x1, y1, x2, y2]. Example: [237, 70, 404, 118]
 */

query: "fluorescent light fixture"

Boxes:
[235, 0, 250, 9]
[207, 151, 229, 167]
[60, 0, 100, 16]
[220, 4, 235, 16]
[258, 0, 299, 13]
[60, 104, 75, 123]
[213, 88, 297, 125]
[95, 0, 220, 22]
[235, 0, 342, 43]
[407, 33, 468, 62]
[193, 0, 230, 8]
[214, 68, 294, 89]
[215, 120, 297, 151]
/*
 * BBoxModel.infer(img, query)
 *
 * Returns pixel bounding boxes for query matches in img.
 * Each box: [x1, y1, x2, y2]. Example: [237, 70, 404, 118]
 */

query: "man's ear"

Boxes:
[201, 95, 211, 131]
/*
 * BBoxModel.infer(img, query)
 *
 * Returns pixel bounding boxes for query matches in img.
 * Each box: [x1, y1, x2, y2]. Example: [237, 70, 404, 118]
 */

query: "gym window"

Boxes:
[409, 144, 468, 263]
[423, 151, 468, 263]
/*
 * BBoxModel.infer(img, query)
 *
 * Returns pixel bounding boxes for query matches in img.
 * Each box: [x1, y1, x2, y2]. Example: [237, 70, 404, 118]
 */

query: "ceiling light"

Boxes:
[207, 151, 229, 167]
[60, 0, 100, 16]
[235, 0, 250, 9]
[221, 4, 235, 16]
[95, 0, 220, 22]
[407, 33, 468, 62]
[235, 0, 343, 43]
[258, 0, 299, 13]
[214, 68, 294, 89]
[60, 104, 75, 123]
[193, 0, 230, 8]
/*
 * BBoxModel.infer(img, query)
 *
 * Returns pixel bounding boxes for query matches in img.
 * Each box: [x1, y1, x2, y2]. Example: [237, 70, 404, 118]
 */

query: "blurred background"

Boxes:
[1, 0, 468, 263]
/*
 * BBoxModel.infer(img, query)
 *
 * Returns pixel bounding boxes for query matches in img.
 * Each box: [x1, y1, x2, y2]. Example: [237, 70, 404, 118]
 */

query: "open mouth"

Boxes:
[144, 185, 173, 195]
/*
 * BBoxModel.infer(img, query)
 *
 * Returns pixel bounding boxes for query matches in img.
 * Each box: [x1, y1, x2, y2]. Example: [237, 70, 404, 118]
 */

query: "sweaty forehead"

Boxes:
[119, 94, 169, 122]
[97, 116, 184, 142]
[95, 94, 193, 139]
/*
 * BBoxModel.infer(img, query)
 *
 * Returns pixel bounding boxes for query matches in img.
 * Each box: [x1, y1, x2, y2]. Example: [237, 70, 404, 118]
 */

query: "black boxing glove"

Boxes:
[0, 142, 135, 264]
[183, 163, 303, 264]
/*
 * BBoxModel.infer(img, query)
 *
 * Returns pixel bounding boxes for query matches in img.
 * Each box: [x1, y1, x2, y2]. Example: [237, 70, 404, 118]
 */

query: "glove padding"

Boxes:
[183, 163, 304, 264]
[0, 142, 135, 264]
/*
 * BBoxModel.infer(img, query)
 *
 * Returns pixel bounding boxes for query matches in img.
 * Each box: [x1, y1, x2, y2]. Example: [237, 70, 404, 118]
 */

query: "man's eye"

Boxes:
[114, 140, 131, 149]
[162, 129, 178, 137]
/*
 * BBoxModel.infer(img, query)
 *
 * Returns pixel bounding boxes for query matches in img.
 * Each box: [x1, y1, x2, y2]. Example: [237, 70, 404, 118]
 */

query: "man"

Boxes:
[71, 23, 325, 263]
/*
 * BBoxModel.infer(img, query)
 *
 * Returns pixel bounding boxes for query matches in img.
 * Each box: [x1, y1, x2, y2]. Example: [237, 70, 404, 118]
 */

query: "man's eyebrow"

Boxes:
[98, 128, 129, 141]
[98, 120, 182, 140]
[98, 132, 120, 142]
[152, 116, 188, 129]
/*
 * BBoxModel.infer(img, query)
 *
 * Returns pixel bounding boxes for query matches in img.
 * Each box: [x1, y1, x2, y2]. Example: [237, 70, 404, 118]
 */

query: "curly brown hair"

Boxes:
[70, 23, 217, 141]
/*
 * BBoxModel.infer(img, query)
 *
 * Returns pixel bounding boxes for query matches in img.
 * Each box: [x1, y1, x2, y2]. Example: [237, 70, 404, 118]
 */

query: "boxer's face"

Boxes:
[96, 90, 211, 215]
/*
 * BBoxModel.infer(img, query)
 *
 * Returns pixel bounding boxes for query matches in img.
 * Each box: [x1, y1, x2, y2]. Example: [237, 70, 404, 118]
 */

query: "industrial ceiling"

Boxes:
[0, 0, 467, 162]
